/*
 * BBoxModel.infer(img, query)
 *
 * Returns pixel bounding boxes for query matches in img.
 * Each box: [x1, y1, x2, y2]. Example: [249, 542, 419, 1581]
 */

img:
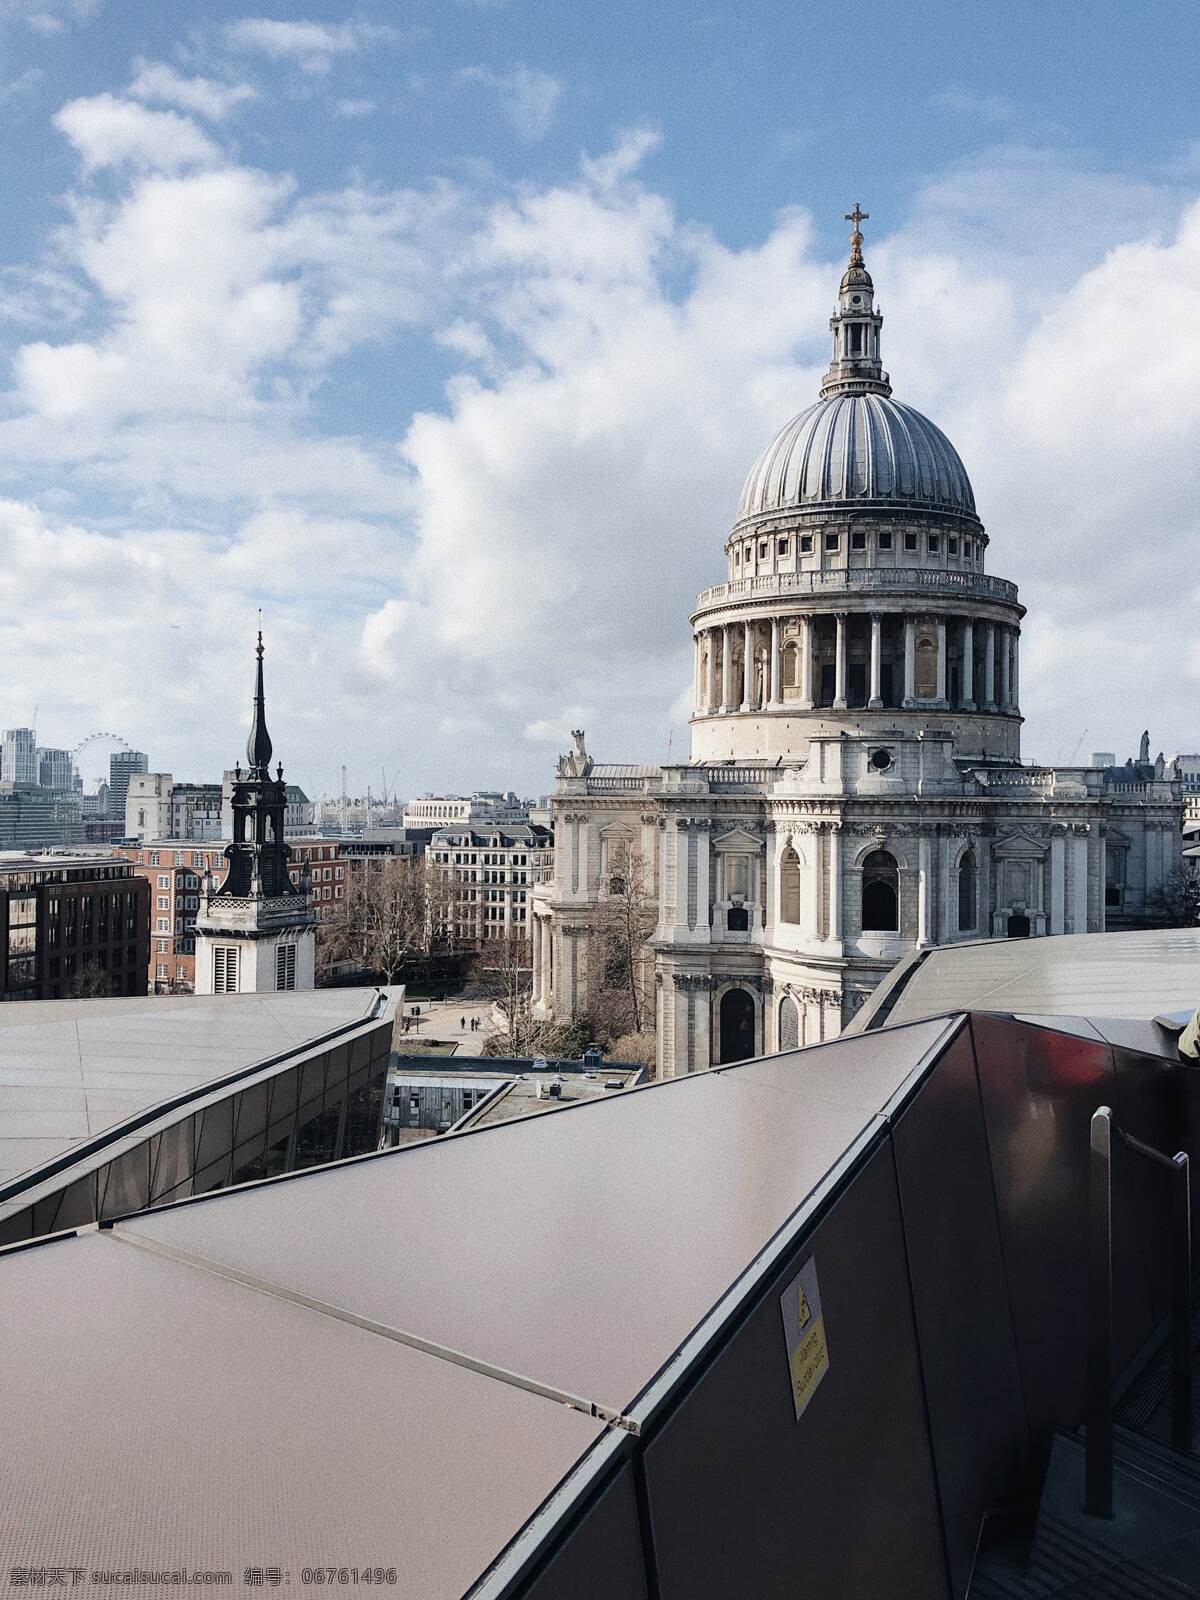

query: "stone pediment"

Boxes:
[992, 831, 1046, 858]
[712, 827, 762, 852]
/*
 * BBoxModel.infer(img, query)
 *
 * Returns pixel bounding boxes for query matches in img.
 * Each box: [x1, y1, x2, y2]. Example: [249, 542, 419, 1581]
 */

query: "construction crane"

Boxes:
[1065, 728, 1088, 767]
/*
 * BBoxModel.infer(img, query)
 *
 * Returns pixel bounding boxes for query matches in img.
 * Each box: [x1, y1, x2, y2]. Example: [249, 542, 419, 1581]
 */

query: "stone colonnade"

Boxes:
[692, 613, 1019, 715]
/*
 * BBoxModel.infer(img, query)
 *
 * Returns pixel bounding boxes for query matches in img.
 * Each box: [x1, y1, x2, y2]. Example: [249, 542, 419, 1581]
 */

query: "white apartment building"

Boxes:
[428, 824, 553, 946]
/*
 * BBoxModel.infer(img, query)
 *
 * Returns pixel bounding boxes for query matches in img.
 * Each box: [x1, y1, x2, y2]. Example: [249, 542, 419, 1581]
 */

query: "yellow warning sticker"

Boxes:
[780, 1257, 829, 1421]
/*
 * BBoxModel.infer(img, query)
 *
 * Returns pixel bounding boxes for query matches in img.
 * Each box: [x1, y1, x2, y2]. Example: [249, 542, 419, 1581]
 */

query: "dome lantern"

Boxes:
[820, 203, 891, 401]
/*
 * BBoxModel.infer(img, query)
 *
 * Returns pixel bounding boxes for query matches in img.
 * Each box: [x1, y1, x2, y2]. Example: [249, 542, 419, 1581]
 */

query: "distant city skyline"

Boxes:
[0, 2, 1196, 791]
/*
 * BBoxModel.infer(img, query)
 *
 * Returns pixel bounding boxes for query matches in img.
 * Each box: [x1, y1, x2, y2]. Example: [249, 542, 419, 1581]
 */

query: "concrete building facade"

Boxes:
[428, 823, 553, 948]
[531, 215, 1184, 1075]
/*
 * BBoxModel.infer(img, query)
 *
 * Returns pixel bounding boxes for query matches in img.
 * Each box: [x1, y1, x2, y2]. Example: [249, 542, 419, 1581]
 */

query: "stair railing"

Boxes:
[1085, 1104, 1193, 1518]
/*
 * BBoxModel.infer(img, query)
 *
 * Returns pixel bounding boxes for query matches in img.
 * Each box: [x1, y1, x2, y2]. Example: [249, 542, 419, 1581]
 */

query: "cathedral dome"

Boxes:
[736, 392, 977, 524]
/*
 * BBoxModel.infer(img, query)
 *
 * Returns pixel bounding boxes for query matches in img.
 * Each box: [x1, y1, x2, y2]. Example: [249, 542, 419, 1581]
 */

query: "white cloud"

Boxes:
[53, 93, 220, 173]
[335, 98, 376, 118]
[0, 68, 43, 105]
[10, 0, 98, 35]
[458, 65, 563, 141]
[128, 60, 257, 120]
[4, 110, 1200, 793]
[580, 125, 661, 190]
[224, 17, 398, 74]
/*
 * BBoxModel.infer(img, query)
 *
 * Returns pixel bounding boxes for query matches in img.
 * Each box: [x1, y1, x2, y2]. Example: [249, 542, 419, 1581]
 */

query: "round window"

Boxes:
[850, 294, 862, 304]
[870, 749, 894, 772]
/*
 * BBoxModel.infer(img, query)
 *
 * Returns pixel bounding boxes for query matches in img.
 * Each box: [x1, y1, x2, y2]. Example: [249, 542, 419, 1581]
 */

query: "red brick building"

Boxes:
[118, 839, 345, 993]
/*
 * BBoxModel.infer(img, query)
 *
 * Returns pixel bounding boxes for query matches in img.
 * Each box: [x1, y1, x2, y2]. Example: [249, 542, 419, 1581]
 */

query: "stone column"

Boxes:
[984, 623, 996, 710]
[868, 614, 882, 709]
[917, 831, 932, 944]
[903, 616, 916, 707]
[962, 620, 975, 710]
[805, 834, 821, 940]
[999, 625, 1011, 710]
[674, 821, 690, 928]
[742, 621, 753, 710]
[828, 825, 842, 941]
[799, 617, 814, 709]
[769, 617, 781, 708]
[1049, 830, 1066, 935]
[938, 830, 952, 941]
[935, 618, 947, 705]
[1012, 631, 1020, 712]
[692, 634, 701, 713]
[833, 613, 848, 710]
[1072, 827, 1089, 932]
[721, 625, 732, 711]
[695, 824, 711, 937]
[705, 630, 717, 711]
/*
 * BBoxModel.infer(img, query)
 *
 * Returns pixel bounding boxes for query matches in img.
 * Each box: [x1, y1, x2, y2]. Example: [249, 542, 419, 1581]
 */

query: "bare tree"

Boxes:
[470, 935, 534, 1055]
[320, 855, 454, 983]
[1145, 867, 1200, 928]
[587, 846, 657, 1039]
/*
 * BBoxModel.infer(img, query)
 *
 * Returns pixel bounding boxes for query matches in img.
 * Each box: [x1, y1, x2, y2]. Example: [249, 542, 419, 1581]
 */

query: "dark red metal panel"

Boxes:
[640, 1142, 951, 1600]
[891, 1023, 1028, 1597]
[969, 1013, 1153, 1438]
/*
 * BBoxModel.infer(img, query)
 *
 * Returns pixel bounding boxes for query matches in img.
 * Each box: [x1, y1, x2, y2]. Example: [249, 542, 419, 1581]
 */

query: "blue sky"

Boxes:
[0, 0, 1198, 795]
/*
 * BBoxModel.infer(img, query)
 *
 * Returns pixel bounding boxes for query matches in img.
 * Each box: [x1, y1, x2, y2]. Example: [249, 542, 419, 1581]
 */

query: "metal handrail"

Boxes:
[1085, 1105, 1193, 1518]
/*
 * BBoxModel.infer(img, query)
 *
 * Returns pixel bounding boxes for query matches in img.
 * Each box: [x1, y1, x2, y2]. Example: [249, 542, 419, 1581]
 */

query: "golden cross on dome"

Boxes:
[844, 203, 868, 266]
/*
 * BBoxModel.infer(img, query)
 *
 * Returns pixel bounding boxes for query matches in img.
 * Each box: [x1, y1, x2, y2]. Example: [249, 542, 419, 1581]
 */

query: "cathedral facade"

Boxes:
[530, 215, 1182, 1076]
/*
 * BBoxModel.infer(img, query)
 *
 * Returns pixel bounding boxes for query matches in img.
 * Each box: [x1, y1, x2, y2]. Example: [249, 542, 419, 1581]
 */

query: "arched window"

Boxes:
[957, 847, 978, 932]
[780, 847, 802, 924]
[781, 641, 799, 689]
[779, 994, 800, 1051]
[861, 849, 899, 932]
[719, 988, 756, 1064]
[915, 636, 937, 699]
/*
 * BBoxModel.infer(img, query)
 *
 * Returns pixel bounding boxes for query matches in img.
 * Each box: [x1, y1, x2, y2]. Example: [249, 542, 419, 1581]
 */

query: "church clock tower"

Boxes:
[194, 633, 316, 995]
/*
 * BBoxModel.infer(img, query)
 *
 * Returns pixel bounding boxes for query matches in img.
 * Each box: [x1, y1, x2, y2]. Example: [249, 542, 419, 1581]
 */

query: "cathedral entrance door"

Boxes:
[719, 988, 756, 1064]
[1007, 913, 1031, 938]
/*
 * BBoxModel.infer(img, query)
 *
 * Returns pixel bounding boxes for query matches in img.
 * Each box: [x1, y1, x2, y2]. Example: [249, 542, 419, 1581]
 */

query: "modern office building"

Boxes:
[108, 748, 148, 821]
[0, 985, 399, 1247]
[0, 788, 85, 850]
[35, 746, 76, 791]
[385, 1053, 644, 1143]
[0, 852, 149, 1000]
[1, 726, 37, 786]
[403, 792, 530, 829]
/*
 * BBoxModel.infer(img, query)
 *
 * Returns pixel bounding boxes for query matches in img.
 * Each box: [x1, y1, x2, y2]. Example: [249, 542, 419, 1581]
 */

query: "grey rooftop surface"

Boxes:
[0, 986, 396, 1196]
[0, 1013, 957, 1597]
[849, 928, 1200, 1046]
